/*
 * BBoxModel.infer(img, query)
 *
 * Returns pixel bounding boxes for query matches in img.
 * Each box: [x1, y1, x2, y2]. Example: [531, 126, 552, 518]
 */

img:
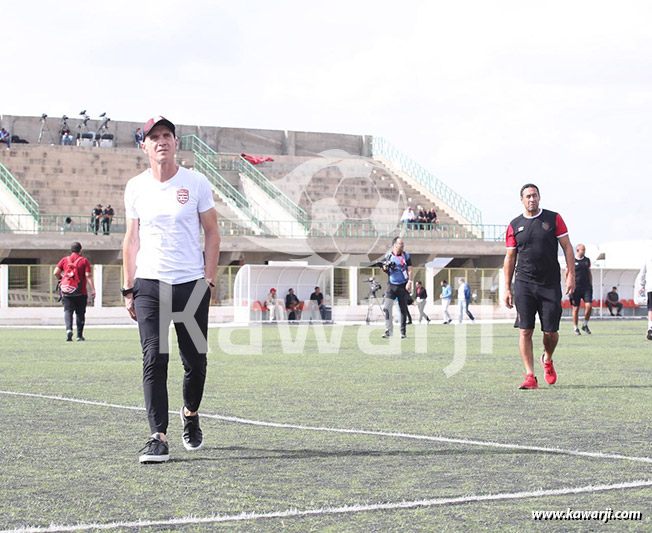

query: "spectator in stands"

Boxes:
[457, 277, 475, 324]
[400, 206, 416, 228]
[60, 128, 74, 146]
[427, 208, 439, 228]
[416, 205, 429, 229]
[266, 288, 283, 321]
[310, 286, 326, 320]
[90, 204, 103, 235]
[440, 279, 452, 324]
[0, 127, 10, 150]
[102, 204, 115, 235]
[134, 127, 143, 148]
[53, 241, 96, 342]
[415, 281, 430, 323]
[60, 216, 73, 234]
[605, 287, 623, 317]
[285, 288, 301, 320]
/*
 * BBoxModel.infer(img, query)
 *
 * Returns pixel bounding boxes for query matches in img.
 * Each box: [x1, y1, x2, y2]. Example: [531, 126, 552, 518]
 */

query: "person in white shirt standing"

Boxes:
[638, 255, 652, 341]
[122, 116, 220, 464]
[439, 280, 452, 324]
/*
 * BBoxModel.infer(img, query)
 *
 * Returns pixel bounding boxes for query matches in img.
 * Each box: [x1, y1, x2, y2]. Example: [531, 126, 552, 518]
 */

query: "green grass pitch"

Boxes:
[0, 321, 650, 531]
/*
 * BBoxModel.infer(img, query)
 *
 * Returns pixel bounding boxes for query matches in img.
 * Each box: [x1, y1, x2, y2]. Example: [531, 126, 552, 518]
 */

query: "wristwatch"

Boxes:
[121, 287, 133, 296]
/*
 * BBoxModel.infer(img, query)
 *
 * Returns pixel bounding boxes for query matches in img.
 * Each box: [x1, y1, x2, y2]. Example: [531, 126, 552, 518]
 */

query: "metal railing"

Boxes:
[4, 264, 243, 307]
[3, 264, 503, 307]
[180, 135, 308, 228]
[0, 161, 40, 218]
[370, 137, 482, 225]
[193, 153, 263, 226]
[0, 213, 507, 241]
[0, 213, 126, 234]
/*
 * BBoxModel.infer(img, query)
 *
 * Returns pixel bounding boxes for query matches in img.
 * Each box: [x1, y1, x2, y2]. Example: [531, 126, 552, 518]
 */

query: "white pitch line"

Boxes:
[2, 479, 651, 533]
[2, 390, 651, 466]
[203, 412, 652, 465]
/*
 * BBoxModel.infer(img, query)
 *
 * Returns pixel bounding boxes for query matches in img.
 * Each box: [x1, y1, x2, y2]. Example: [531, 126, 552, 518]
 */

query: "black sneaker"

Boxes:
[647, 329, 652, 341]
[76, 335, 85, 341]
[581, 324, 592, 335]
[382, 331, 391, 338]
[181, 408, 203, 451]
[139, 436, 169, 464]
[66, 330, 73, 342]
[401, 333, 407, 339]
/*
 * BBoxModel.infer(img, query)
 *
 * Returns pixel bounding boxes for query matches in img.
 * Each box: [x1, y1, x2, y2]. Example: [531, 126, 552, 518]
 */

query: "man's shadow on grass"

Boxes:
[170, 445, 541, 463]
[556, 384, 652, 390]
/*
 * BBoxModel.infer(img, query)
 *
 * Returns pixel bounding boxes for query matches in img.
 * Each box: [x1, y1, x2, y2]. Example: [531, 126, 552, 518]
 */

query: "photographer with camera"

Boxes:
[380, 237, 413, 339]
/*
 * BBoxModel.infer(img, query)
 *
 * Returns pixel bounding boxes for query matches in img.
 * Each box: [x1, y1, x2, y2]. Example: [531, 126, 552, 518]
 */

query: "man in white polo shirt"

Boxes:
[122, 116, 220, 464]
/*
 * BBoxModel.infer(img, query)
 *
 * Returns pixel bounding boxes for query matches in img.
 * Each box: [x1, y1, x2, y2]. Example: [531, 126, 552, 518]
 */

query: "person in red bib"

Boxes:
[504, 184, 575, 390]
[53, 242, 96, 342]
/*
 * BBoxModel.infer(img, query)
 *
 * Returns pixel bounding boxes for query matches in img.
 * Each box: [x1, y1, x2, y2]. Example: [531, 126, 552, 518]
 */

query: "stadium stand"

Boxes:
[0, 115, 507, 270]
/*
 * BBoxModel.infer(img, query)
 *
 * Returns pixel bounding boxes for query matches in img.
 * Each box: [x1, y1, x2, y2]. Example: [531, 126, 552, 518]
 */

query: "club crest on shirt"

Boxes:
[541, 221, 550, 231]
[177, 189, 189, 204]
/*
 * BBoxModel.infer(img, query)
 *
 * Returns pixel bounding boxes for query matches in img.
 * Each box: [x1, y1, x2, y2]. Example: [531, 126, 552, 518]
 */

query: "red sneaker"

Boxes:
[518, 373, 538, 389]
[540, 353, 557, 385]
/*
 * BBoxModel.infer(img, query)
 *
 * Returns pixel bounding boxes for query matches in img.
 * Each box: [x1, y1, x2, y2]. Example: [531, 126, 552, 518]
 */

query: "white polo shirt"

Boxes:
[124, 166, 215, 284]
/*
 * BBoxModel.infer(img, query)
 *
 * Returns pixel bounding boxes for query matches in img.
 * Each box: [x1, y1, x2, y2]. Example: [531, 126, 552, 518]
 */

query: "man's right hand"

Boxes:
[125, 293, 136, 321]
[504, 288, 513, 309]
[565, 273, 576, 296]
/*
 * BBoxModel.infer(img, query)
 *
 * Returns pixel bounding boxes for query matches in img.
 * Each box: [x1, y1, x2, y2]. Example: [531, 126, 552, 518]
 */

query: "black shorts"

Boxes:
[648, 292, 652, 312]
[513, 280, 562, 332]
[569, 284, 593, 307]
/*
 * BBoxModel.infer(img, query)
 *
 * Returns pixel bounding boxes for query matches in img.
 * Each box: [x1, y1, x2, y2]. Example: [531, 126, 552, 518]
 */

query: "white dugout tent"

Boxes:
[233, 262, 334, 323]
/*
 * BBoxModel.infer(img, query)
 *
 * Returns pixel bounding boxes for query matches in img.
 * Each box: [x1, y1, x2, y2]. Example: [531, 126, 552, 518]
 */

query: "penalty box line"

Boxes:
[2, 479, 652, 533]
[2, 389, 652, 466]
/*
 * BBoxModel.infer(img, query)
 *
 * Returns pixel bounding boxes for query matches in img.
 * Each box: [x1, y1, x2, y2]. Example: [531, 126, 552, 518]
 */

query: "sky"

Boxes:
[3, 0, 651, 246]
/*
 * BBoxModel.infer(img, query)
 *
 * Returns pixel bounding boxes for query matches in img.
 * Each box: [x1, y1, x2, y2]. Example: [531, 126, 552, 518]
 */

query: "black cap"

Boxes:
[143, 116, 176, 138]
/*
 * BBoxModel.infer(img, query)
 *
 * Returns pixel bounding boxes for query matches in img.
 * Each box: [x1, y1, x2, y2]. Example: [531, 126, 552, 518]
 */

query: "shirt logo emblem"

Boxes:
[541, 221, 550, 231]
[518, 226, 524, 232]
[177, 189, 189, 204]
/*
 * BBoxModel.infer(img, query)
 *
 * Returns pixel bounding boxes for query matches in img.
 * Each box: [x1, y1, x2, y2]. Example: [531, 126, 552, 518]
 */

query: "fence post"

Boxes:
[0, 264, 8, 308]
[426, 267, 436, 304]
[94, 264, 103, 308]
[349, 266, 358, 305]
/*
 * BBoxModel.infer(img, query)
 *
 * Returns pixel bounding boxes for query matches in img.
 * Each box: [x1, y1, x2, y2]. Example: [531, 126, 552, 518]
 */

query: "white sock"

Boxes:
[648, 321, 652, 330]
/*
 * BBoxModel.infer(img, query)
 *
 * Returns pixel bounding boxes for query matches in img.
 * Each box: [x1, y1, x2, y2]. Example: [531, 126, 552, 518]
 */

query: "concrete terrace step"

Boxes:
[0, 146, 198, 216]
[250, 154, 460, 227]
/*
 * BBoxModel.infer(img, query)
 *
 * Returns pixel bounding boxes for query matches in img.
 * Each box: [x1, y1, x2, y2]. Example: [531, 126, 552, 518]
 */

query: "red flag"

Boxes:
[241, 153, 274, 165]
